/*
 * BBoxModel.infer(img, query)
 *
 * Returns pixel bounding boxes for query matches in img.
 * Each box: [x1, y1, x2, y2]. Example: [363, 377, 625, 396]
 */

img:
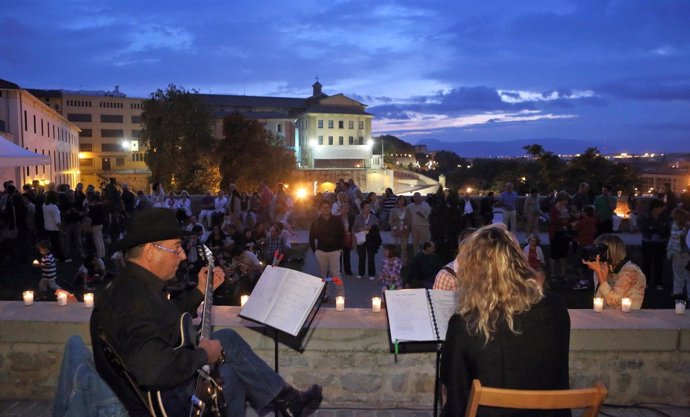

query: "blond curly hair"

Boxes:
[457, 224, 543, 343]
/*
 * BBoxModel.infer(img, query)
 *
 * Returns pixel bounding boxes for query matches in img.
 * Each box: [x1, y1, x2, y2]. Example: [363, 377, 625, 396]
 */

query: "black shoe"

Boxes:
[274, 384, 322, 417]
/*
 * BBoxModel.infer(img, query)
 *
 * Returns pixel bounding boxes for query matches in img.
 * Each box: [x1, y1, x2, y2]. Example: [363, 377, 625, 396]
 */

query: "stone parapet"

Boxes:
[0, 302, 688, 407]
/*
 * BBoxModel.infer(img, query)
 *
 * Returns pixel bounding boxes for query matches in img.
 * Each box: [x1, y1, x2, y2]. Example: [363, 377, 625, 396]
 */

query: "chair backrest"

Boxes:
[465, 379, 607, 417]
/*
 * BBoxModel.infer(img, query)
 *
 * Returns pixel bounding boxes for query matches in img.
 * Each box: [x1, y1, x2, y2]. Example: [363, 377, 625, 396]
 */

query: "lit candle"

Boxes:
[23, 291, 34, 306]
[593, 297, 603, 313]
[372, 297, 382, 313]
[240, 295, 249, 308]
[83, 293, 94, 308]
[335, 296, 345, 311]
[33, 259, 39, 265]
[57, 292, 68, 306]
[675, 300, 686, 315]
[621, 297, 632, 313]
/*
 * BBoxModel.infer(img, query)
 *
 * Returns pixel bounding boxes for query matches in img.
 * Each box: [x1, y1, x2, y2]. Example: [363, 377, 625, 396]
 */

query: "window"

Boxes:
[349, 136, 354, 145]
[339, 136, 344, 145]
[101, 114, 124, 123]
[277, 123, 282, 133]
[116, 157, 125, 167]
[132, 153, 145, 162]
[338, 121, 344, 129]
[349, 121, 354, 129]
[131, 130, 142, 138]
[101, 143, 121, 152]
[102, 158, 111, 171]
[328, 120, 334, 129]
[317, 120, 323, 128]
[67, 113, 92, 122]
[101, 129, 124, 138]
[80, 158, 94, 167]
[359, 137, 364, 145]
[328, 136, 333, 145]
[359, 121, 364, 129]
[318, 136, 323, 145]
[24, 111, 27, 131]
[79, 143, 93, 151]
[41, 119, 44, 136]
[79, 129, 92, 137]
[131, 115, 142, 123]
[33, 115, 37, 133]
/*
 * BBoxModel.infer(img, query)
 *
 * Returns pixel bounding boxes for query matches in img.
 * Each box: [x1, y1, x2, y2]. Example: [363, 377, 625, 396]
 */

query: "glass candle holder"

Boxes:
[23, 291, 34, 306]
[372, 297, 382, 313]
[335, 296, 345, 311]
[593, 297, 603, 313]
[240, 295, 249, 308]
[621, 297, 632, 313]
[83, 293, 94, 308]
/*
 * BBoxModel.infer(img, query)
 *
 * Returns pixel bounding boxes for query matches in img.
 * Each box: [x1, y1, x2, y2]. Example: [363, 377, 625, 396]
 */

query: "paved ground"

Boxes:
[2, 399, 687, 417]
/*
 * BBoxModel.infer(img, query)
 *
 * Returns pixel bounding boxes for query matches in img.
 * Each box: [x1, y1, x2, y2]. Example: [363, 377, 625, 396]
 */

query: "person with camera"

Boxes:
[582, 234, 646, 309]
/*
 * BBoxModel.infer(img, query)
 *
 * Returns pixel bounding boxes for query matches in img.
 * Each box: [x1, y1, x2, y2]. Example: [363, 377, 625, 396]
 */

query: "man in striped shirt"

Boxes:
[35, 240, 59, 299]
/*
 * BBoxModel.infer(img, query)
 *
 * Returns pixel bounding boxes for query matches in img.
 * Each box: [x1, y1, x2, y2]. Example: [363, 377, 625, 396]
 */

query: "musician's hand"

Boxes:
[198, 338, 223, 364]
[197, 266, 225, 292]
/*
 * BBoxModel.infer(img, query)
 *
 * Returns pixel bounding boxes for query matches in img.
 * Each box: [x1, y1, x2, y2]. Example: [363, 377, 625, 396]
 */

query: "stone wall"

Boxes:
[0, 302, 688, 407]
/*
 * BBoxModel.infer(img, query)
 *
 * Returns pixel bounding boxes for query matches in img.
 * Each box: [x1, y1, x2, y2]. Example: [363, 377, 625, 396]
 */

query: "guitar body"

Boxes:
[146, 245, 227, 417]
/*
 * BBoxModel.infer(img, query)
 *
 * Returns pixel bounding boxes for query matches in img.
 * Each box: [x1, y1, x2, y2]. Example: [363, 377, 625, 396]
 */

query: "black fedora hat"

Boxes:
[112, 208, 194, 251]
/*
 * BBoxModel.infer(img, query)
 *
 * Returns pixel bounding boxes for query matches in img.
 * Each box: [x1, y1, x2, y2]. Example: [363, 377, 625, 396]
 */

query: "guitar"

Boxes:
[147, 244, 227, 417]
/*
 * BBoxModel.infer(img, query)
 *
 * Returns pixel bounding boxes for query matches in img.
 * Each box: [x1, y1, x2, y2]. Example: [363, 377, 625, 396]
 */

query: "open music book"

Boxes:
[384, 289, 458, 343]
[239, 266, 326, 337]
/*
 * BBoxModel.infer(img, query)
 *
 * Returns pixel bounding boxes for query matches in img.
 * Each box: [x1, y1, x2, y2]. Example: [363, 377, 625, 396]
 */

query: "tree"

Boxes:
[141, 84, 216, 193]
[217, 112, 296, 191]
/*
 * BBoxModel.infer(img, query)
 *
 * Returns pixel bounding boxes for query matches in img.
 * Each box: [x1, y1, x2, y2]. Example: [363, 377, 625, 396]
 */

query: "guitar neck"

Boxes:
[200, 265, 214, 339]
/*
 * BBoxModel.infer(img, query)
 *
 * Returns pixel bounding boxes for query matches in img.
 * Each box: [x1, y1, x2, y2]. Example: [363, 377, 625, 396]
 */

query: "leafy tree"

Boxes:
[434, 150, 468, 175]
[217, 112, 295, 191]
[141, 85, 216, 193]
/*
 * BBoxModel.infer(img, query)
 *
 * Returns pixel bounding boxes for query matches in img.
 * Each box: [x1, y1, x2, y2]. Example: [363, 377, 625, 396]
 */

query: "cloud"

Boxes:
[596, 75, 690, 101]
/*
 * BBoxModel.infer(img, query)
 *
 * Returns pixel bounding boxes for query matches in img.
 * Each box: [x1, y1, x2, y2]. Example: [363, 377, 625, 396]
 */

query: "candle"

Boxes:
[32, 259, 39, 265]
[675, 300, 686, 315]
[57, 292, 68, 306]
[240, 295, 249, 308]
[621, 297, 632, 313]
[83, 293, 94, 308]
[23, 291, 34, 306]
[593, 297, 603, 313]
[372, 297, 382, 313]
[335, 296, 345, 311]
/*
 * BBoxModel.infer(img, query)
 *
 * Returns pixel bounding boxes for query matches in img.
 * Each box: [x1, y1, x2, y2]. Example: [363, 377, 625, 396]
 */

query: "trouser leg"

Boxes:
[367, 246, 377, 277]
[357, 245, 366, 275]
[212, 328, 285, 414]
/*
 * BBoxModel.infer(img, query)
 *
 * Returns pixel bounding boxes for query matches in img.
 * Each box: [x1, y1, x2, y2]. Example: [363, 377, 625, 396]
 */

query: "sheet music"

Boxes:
[428, 290, 459, 341]
[384, 289, 436, 342]
[240, 266, 325, 336]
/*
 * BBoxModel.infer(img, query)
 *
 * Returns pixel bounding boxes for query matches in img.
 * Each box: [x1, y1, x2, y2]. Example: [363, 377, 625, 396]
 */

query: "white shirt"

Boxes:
[175, 198, 192, 216]
[43, 203, 61, 231]
[214, 196, 228, 213]
[463, 199, 474, 215]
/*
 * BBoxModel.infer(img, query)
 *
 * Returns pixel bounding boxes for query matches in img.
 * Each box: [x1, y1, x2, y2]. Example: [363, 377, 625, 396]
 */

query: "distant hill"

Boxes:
[417, 138, 597, 157]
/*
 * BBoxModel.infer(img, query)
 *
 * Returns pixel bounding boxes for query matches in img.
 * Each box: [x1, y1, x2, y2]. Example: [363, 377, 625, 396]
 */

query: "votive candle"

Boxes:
[593, 297, 603, 313]
[83, 293, 94, 308]
[23, 291, 34, 306]
[621, 297, 632, 313]
[372, 297, 382, 313]
[32, 259, 39, 265]
[57, 292, 68, 306]
[675, 300, 686, 315]
[335, 296, 345, 311]
[240, 295, 249, 308]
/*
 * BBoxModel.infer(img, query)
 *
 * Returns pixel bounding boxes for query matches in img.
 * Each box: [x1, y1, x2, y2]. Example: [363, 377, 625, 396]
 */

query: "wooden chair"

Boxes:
[465, 379, 607, 417]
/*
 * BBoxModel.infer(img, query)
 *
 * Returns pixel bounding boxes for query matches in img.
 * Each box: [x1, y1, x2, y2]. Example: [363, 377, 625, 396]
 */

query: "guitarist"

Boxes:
[90, 208, 322, 417]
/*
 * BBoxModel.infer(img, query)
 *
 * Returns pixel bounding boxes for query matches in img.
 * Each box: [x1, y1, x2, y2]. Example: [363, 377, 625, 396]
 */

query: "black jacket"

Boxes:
[441, 292, 571, 417]
[309, 214, 345, 252]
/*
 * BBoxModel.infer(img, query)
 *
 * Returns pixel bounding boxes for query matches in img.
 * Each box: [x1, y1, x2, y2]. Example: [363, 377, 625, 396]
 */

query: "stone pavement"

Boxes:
[2, 400, 687, 417]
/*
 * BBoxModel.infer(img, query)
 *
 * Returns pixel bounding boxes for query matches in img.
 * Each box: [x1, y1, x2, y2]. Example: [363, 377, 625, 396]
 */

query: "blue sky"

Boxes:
[2, 0, 689, 154]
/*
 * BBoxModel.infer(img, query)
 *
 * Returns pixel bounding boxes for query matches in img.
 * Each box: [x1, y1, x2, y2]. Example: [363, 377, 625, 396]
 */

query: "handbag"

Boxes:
[355, 231, 367, 246]
[344, 231, 353, 249]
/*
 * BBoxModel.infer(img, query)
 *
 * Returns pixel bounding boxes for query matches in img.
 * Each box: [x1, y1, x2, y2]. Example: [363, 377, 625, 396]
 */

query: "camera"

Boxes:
[579, 243, 608, 263]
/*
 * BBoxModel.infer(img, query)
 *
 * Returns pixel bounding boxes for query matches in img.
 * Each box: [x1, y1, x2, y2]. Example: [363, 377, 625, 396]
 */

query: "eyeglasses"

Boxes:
[152, 243, 185, 257]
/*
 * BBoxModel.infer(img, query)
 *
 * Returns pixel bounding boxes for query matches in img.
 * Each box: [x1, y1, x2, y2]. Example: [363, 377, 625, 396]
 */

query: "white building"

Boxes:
[0, 79, 80, 188]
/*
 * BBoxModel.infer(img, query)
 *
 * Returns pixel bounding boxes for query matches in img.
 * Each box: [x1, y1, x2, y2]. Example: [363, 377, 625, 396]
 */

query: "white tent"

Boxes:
[0, 135, 50, 167]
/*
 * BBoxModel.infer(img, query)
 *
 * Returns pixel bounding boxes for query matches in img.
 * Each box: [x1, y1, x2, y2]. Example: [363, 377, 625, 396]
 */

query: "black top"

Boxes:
[90, 262, 206, 415]
[309, 214, 345, 252]
[441, 292, 571, 417]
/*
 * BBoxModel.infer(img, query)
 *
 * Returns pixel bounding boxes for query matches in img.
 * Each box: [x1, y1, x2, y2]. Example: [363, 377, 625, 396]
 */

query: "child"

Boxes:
[572, 205, 597, 290]
[34, 240, 59, 300]
[379, 244, 403, 294]
[523, 234, 545, 271]
[74, 254, 106, 292]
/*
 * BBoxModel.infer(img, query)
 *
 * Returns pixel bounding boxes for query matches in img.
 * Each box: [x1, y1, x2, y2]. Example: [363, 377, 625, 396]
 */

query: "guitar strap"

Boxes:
[96, 325, 156, 417]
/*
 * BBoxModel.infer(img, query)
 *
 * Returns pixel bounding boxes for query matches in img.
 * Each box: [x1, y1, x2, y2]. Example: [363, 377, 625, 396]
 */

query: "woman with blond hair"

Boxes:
[584, 233, 646, 309]
[441, 224, 570, 417]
